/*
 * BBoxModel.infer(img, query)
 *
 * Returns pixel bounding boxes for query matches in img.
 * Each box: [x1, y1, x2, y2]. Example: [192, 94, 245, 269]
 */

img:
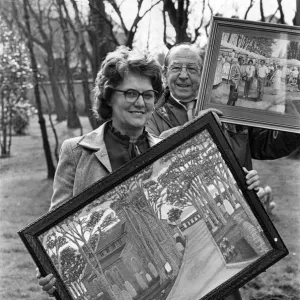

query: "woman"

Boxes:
[271, 65, 283, 95]
[49, 46, 163, 210]
[37, 46, 260, 297]
[243, 59, 255, 98]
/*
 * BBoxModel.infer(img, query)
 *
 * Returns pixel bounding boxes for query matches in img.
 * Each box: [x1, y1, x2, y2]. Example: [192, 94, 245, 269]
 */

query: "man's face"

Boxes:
[260, 60, 265, 65]
[164, 48, 202, 103]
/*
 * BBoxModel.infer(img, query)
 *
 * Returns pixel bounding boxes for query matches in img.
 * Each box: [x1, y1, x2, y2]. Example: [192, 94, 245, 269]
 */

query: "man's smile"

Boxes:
[176, 83, 191, 88]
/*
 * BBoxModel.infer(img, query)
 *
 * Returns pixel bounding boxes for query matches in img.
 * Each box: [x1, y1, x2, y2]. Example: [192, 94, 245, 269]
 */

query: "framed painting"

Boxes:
[196, 17, 300, 133]
[19, 112, 288, 300]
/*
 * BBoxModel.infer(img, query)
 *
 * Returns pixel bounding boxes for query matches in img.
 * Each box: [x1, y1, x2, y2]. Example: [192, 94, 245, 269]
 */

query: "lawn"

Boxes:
[0, 115, 299, 300]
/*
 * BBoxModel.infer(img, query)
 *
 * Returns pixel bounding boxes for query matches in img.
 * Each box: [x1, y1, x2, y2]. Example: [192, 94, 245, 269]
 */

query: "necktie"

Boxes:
[186, 101, 195, 121]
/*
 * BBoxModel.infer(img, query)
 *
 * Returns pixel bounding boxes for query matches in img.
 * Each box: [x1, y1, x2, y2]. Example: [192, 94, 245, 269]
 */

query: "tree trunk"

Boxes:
[88, 0, 116, 80]
[57, 0, 81, 130]
[163, 0, 190, 45]
[260, 0, 266, 22]
[46, 54, 67, 122]
[24, 0, 55, 179]
[71, 0, 98, 129]
[176, 0, 189, 43]
[0, 92, 8, 157]
[293, 0, 300, 25]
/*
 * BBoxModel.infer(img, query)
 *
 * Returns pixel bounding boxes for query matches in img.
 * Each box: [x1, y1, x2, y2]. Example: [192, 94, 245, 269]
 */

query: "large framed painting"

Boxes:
[19, 112, 288, 300]
[196, 17, 300, 133]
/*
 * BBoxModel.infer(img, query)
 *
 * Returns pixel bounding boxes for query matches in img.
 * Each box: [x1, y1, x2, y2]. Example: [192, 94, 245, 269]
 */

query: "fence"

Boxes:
[27, 80, 95, 115]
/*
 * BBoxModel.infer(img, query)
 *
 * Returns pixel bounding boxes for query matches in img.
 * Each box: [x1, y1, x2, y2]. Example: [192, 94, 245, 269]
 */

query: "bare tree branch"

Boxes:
[27, 1, 52, 45]
[88, 1, 120, 46]
[69, 0, 92, 64]
[277, 0, 285, 24]
[268, 7, 279, 23]
[244, 0, 254, 19]
[191, 0, 205, 43]
[11, 2, 45, 49]
[139, 0, 161, 19]
[293, 0, 300, 25]
[163, 0, 177, 29]
[162, 6, 172, 49]
[126, 0, 143, 46]
[204, 2, 213, 38]
[260, 0, 265, 22]
[106, 0, 128, 34]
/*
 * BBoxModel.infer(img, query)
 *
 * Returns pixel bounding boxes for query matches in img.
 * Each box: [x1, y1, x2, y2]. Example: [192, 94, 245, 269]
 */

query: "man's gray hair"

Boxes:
[163, 43, 203, 68]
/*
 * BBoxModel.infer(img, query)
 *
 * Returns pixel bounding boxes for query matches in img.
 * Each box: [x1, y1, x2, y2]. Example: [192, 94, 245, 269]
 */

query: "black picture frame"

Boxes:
[18, 112, 288, 300]
[196, 16, 300, 133]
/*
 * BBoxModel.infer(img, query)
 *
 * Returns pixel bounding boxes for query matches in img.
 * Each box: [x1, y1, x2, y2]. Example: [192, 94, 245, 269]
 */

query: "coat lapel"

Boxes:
[78, 122, 112, 173]
[77, 122, 161, 173]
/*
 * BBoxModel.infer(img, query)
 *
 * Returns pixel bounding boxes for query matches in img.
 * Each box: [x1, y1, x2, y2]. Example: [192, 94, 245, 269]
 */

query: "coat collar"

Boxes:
[78, 122, 107, 150]
[77, 121, 162, 173]
[78, 122, 112, 172]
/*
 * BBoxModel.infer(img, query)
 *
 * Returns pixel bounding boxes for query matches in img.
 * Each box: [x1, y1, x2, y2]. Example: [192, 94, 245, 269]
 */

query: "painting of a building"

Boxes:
[81, 186, 184, 300]
[38, 129, 275, 300]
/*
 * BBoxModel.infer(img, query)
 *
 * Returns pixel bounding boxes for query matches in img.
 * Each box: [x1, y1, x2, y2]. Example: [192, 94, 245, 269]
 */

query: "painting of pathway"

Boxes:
[166, 219, 252, 300]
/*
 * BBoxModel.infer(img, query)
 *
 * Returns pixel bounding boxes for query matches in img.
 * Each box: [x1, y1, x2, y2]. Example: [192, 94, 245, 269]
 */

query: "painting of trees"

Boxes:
[143, 179, 166, 219]
[37, 126, 272, 299]
[225, 33, 276, 58]
[167, 207, 183, 223]
[157, 131, 229, 230]
[108, 174, 182, 283]
[40, 204, 120, 300]
[60, 246, 86, 298]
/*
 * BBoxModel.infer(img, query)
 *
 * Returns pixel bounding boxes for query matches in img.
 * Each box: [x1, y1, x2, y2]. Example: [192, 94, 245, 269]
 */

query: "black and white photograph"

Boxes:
[212, 34, 300, 113]
[1, 1, 300, 300]
[197, 17, 300, 132]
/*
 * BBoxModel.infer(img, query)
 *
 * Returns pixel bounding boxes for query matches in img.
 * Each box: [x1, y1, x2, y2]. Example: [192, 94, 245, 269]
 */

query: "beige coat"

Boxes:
[50, 122, 162, 210]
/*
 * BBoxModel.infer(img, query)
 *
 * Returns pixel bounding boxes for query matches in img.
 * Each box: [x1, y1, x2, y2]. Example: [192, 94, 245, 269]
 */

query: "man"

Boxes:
[147, 43, 300, 300]
[256, 59, 269, 101]
[147, 43, 300, 171]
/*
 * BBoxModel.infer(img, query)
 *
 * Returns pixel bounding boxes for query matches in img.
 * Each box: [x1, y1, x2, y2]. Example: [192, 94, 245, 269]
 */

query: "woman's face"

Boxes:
[109, 73, 155, 137]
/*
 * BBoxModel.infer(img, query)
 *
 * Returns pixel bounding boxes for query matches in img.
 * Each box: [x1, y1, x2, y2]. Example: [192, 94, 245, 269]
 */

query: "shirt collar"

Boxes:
[170, 92, 196, 110]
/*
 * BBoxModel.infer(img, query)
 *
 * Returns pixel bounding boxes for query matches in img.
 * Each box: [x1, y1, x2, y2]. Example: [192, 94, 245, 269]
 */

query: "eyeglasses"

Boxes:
[167, 63, 201, 75]
[111, 88, 158, 103]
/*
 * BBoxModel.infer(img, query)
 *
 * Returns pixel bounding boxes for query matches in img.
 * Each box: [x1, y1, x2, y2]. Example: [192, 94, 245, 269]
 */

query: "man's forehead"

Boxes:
[168, 48, 200, 65]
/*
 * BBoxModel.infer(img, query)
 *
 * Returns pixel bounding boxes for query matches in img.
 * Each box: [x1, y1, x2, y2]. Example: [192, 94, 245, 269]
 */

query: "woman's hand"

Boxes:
[243, 167, 260, 191]
[36, 268, 56, 295]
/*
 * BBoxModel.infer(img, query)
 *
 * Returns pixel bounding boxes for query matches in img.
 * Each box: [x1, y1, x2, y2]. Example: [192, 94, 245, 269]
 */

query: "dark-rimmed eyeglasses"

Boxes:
[167, 63, 201, 75]
[110, 88, 158, 103]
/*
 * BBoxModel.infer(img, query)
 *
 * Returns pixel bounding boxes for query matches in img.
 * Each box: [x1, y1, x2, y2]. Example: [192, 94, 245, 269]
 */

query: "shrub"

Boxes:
[12, 102, 36, 134]
[0, 17, 33, 156]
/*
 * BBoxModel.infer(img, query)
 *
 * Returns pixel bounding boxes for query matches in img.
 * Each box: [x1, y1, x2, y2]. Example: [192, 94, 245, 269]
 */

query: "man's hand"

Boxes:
[195, 108, 223, 126]
[159, 126, 182, 139]
[243, 167, 260, 190]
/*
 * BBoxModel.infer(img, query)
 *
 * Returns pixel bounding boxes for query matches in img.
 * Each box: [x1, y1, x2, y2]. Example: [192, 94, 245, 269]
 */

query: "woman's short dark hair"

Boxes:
[93, 46, 163, 121]
[248, 59, 253, 64]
